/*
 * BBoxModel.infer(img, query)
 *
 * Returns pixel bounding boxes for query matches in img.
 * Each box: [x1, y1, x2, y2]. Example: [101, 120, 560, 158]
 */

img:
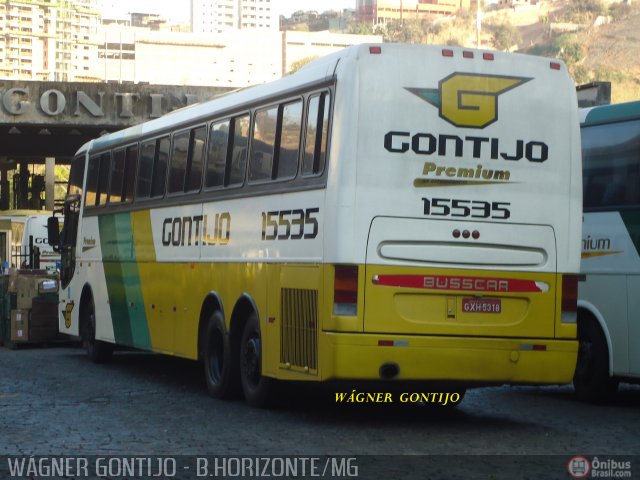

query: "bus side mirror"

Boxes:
[47, 216, 60, 249]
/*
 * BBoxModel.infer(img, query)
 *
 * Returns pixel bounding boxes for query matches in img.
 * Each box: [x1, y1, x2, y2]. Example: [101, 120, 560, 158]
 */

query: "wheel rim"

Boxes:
[241, 333, 261, 388]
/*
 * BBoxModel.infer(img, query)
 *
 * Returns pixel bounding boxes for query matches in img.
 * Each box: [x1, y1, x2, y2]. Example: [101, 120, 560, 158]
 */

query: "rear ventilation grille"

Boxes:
[280, 288, 318, 373]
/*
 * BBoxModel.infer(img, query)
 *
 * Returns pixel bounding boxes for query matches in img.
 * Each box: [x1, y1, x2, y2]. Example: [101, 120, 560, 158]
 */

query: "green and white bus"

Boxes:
[49, 44, 582, 407]
[577, 100, 640, 402]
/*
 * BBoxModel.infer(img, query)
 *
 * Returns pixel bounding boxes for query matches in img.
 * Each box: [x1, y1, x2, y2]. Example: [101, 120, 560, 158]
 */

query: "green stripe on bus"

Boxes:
[99, 213, 151, 350]
[583, 101, 640, 126]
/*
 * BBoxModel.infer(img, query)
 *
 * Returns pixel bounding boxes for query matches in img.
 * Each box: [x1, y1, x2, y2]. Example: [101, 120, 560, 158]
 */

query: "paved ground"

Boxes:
[0, 346, 638, 479]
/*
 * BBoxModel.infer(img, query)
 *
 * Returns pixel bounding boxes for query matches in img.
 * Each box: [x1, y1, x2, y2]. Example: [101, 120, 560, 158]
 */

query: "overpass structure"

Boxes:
[0, 81, 230, 210]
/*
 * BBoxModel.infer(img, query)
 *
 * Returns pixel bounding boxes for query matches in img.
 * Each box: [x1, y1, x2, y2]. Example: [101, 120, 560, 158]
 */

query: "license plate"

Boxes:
[462, 297, 501, 314]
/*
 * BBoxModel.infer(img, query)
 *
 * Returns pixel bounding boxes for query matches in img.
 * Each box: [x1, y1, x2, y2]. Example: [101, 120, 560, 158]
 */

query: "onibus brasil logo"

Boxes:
[405, 72, 531, 129]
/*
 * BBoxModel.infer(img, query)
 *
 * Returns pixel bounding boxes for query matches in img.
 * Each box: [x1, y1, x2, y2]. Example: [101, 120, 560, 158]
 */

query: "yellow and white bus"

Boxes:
[49, 44, 582, 407]
[577, 100, 640, 402]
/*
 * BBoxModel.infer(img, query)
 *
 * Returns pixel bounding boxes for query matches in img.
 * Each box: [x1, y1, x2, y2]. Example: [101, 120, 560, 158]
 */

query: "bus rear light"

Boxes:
[369, 46, 382, 54]
[334, 265, 358, 316]
[442, 49, 454, 57]
[463, 51, 474, 59]
[561, 274, 578, 323]
[483, 52, 495, 61]
[550, 62, 561, 70]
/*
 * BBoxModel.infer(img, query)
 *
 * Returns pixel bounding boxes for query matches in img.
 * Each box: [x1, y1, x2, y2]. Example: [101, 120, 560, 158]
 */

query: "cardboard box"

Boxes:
[10, 309, 29, 342]
[16, 273, 58, 310]
[7, 268, 18, 293]
[16, 276, 38, 309]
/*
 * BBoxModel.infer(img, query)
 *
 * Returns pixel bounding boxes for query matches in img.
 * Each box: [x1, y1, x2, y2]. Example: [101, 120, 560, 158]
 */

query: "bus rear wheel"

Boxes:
[239, 313, 273, 408]
[573, 316, 618, 403]
[203, 311, 238, 399]
[82, 296, 113, 363]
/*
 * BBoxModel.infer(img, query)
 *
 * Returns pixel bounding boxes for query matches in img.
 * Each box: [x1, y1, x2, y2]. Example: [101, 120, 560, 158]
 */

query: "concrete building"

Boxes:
[356, 0, 477, 24]
[191, 0, 277, 34]
[283, 30, 381, 75]
[94, 24, 380, 87]
[1, 1, 379, 87]
[0, 0, 100, 82]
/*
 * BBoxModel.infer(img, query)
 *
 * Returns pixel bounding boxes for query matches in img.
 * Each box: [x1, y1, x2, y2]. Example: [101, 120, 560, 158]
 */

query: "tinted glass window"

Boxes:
[277, 100, 302, 179]
[303, 92, 331, 176]
[97, 152, 110, 206]
[186, 126, 206, 192]
[85, 156, 99, 206]
[582, 119, 640, 209]
[151, 136, 170, 198]
[206, 120, 229, 189]
[229, 115, 249, 186]
[137, 140, 155, 199]
[68, 155, 85, 197]
[169, 131, 189, 194]
[123, 145, 137, 203]
[109, 149, 126, 203]
[249, 106, 277, 182]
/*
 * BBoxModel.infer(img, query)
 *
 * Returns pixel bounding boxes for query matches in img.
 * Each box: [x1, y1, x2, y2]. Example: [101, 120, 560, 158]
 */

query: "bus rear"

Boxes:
[322, 45, 581, 385]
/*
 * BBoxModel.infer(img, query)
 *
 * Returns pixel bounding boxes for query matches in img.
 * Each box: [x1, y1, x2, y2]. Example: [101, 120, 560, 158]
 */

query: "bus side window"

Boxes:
[250, 106, 277, 182]
[123, 145, 138, 203]
[277, 100, 302, 179]
[137, 140, 155, 199]
[186, 126, 206, 193]
[151, 136, 170, 198]
[205, 119, 230, 189]
[168, 131, 189, 194]
[302, 92, 330, 177]
[228, 114, 249, 187]
[97, 152, 111, 206]
[109, 148, 126, 204]
[85, 155, 100, 207]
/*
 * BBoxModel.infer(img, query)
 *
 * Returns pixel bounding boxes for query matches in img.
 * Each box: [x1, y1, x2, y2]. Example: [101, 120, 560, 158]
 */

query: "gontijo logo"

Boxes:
[406, 73, 531, 129]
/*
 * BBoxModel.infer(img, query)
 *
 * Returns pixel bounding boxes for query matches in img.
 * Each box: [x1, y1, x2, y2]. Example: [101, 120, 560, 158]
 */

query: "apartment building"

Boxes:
[191, 0, 277, 34]
[0, 0, 100, 81]
[356, 0, 477, 24]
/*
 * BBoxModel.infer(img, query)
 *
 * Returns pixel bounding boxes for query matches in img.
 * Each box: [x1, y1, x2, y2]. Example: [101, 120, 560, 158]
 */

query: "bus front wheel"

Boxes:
[82, 296, 113, 363]
[203, 311, 238, 399]
[239, 313, 273, 408]
[573, 315, 618, 403]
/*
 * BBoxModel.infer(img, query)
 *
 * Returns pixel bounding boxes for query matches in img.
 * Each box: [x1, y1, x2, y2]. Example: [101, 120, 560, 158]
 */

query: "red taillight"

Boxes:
[550, 62, 561, 70]
[442, 49, 454, 57]
[483, 52, 494, 61]
[561, 274, 578, 323]
[334, 265, 358, 315]
[463, 51, 474, 59]
[369, 46, 382, 54]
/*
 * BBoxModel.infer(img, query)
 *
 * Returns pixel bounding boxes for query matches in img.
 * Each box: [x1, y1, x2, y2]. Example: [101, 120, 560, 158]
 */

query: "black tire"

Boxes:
[239, 313, 273, 408]
[203, 311, 239, 399]
[573, 315, 618, 403]
[82, 296, 113, 363]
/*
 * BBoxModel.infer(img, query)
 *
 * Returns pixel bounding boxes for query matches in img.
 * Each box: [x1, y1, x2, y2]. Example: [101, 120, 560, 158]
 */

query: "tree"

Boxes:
[382, 19, 425, 44]
[492, 22, 522, 51]
[348, 22, 373, 35]
[288, 56, 320, 74]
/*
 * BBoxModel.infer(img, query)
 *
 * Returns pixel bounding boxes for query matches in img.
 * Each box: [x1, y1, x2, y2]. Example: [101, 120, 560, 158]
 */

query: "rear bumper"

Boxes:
[322, 332, 578, 385]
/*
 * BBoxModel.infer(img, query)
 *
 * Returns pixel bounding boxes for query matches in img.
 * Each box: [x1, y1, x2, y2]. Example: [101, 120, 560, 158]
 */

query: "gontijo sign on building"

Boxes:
[0, 81, 231, 127]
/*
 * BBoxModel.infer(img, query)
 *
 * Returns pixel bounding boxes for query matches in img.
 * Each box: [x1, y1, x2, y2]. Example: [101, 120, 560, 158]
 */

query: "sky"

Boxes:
[100, 0, 356, 23]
